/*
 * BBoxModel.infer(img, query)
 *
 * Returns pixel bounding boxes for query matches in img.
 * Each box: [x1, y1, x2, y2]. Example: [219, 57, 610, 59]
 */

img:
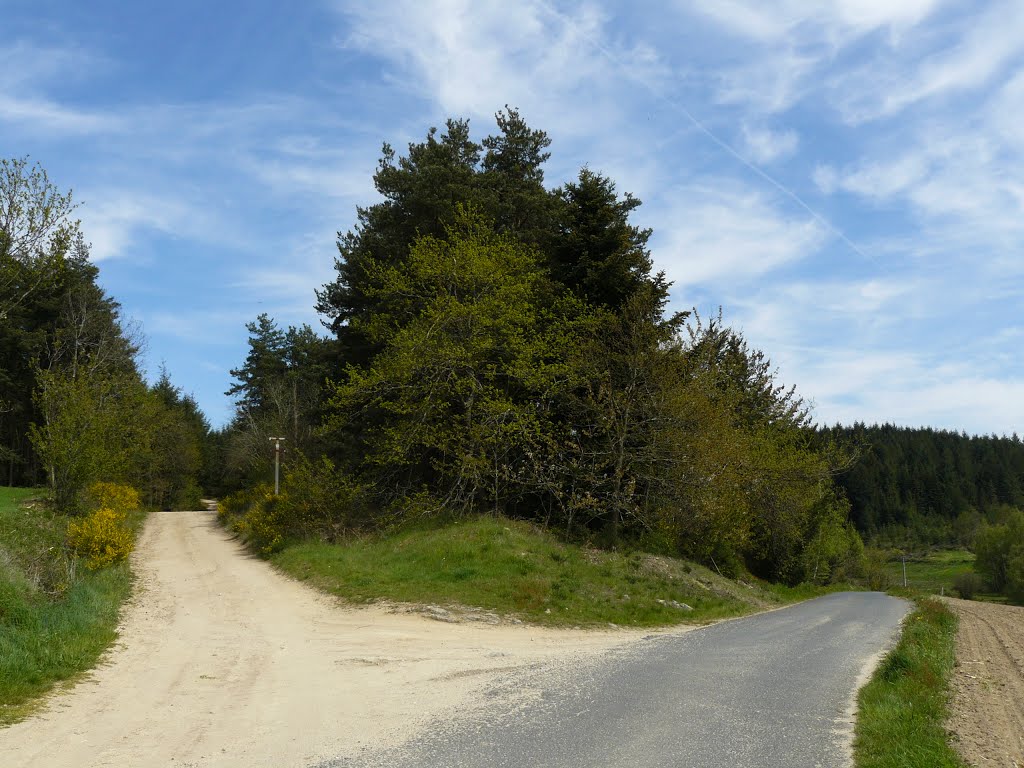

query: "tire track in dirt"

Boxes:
[946, 597, 1024, 768]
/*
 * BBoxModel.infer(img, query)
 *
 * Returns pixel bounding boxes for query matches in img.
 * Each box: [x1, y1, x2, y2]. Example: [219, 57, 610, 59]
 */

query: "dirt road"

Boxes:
[946, 597, 1024, 768]
[0, 510, 648, 768]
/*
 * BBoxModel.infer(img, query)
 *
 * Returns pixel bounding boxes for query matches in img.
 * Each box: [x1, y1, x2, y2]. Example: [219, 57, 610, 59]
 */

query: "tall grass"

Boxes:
[854, 598, 965, 768]
[0, 488, 137, 725]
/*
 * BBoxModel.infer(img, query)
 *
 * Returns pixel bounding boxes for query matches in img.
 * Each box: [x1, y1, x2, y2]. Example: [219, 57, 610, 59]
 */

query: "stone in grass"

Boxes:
[657, 599, 693, 611]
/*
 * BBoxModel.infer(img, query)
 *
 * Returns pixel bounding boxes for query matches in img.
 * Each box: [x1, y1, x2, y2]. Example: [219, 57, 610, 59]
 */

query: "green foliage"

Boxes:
[1, 157, 209, 506]
[205, 113, 864, 584]
[233, 493, 285, 556]
[31, 368, 146, 510]
[973, 509, 1024, 600]
[854, 598, 965, 768]
[274, 453, 368, 540]
[953, 571, 983, 600]
[326, 207, 590, 519]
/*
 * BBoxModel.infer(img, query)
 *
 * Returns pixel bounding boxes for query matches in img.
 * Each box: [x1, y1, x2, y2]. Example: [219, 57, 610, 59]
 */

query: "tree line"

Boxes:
[822, 423, 1024, 547]
[0, 157, 209, 512]
[218, 111, 863, 585]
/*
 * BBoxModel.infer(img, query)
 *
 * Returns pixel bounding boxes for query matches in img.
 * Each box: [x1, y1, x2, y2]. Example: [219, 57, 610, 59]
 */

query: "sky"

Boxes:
[2, 0, 1022, 435]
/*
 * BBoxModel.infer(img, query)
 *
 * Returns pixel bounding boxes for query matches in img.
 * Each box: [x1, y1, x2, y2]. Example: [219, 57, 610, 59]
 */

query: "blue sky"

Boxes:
[3, 1, 1022, 435]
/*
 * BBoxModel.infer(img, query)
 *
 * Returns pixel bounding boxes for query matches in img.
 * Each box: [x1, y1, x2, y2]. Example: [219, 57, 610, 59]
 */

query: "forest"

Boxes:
[824, 423, 1024, 546]
[4, 113, 1024, 591]
[213, 111, 863, 585]
[0, 157, 209, 512]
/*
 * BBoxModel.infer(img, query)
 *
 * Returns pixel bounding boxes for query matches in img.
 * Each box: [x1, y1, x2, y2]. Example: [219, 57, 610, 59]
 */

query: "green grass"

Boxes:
[273, 516, 826, 627]
[854, 598, 966, 768]
[883, 549, 975, 594]
[881, 549, 1005, 602]
[0, 488, 138, 725]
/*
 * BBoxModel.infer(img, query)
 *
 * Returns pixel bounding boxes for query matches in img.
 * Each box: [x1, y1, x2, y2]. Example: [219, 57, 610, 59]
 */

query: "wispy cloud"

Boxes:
[831, 1, 1024, 123]
[741, 123, 799, 164]
[333, 0, 668, 141]
[652, 185, 826, 288]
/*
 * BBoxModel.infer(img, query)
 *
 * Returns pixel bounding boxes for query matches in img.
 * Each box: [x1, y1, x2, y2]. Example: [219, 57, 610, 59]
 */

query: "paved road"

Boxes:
[326, 592, 908, 768]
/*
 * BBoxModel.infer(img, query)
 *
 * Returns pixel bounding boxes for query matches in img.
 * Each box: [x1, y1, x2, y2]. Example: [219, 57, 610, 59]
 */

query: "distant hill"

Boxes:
[821, 424, 1024, 545]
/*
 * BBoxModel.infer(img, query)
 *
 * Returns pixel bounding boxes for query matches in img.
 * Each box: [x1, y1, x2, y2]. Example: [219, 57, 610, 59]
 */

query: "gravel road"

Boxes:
[332, 591, 909, 768]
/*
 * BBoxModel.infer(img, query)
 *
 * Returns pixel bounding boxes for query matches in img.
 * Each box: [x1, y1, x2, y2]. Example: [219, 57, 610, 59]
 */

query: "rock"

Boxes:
[421, 605, 457, 623]
[656, 599, 693, 611]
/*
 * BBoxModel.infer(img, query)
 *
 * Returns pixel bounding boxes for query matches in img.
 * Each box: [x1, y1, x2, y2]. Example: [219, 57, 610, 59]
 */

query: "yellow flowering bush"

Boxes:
[67, 507, 134, 569]
[81, 482, 141, 515]
[232, 492, 285, 556]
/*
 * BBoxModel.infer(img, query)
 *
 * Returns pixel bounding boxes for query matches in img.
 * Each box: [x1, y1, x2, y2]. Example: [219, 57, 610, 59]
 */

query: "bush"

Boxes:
[863, 548, 892, 591]
[67, 508, 134, 569]
[171, 481, 204, 511]
[276, 454, 369, 541]
[1007, 552, 1024, 605]
[218, 484, 271, 519]
[80, 482, 140, 516]
[953, 571, 983, 600]
[233, 494, 285, 556]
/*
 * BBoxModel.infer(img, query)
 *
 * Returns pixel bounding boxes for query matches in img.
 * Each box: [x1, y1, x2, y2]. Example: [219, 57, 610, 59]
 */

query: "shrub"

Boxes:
[67, 508, 134, 569]
[172, 481, 204, 511]
[218, 484, 271, 518]
[276, 454, 369, 540]
[953, 571, 983, 600]
[1007, 552, 1024, 605]
[233, 494, 285, 556]
[80, 483, 141, 516]
[863, 548, 892, 591]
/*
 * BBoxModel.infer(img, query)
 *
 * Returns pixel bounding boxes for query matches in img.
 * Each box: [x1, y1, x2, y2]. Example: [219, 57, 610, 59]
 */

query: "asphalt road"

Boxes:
[325, 592, 908, 768]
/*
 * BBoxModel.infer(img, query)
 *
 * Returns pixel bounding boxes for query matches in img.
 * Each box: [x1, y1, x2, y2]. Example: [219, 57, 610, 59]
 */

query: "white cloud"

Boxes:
[803, 352, 1024, 435]
[714, 50, 815, 114]
[835, 154, 931, 200]
[832, 2, 1024, 123]
[653, 186, 826, 288]
[685, 0, 941, 43]
[79, 189, 251, 262]
[0, 94, 120, 135]
[334, 0, 668, 140]
[741, 123, 799, 163]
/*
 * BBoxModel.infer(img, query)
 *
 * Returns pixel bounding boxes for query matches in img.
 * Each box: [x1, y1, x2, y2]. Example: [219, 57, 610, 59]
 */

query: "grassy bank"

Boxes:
[853, 597, 965, 768]
[0, 488, 137, 725]
[272, 516, 830, 627]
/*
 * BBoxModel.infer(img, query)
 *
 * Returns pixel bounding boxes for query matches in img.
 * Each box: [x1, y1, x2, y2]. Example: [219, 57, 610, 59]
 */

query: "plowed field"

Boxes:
[946, 597, 1024, 768]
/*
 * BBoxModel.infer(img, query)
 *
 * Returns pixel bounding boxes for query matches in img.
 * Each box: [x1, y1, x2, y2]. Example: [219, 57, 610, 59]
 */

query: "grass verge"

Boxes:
[0, 488, 139, 726]
[272, 516, 832, 627]
[853, 597, 966, 768]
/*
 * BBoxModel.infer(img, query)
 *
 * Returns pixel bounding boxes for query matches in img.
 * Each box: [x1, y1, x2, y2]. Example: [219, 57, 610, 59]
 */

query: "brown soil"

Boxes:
[0, 510, 662, 768]
[946, 597, 1024, 768]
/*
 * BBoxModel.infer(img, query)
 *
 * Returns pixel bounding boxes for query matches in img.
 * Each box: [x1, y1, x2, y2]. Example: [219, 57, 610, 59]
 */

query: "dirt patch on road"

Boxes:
[946, 597, 1024, 768]
[0, 510, 669, 768]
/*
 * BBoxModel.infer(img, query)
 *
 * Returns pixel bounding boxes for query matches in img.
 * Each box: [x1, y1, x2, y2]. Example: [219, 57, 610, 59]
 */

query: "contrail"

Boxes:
[534, 0, 878, 265]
